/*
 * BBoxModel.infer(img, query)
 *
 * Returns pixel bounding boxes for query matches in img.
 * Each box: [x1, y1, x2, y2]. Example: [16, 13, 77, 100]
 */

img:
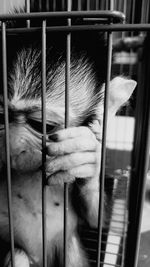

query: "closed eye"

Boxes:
[28, 118, 58, 134]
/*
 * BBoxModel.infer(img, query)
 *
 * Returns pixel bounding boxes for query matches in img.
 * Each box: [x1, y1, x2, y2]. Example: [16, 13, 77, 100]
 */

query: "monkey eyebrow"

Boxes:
[28, 109, 64, 125]
[0, 99, 21, 114]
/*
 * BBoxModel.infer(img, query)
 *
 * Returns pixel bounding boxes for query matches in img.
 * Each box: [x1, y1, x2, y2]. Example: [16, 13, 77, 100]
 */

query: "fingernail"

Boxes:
[48, 133, 58, 141]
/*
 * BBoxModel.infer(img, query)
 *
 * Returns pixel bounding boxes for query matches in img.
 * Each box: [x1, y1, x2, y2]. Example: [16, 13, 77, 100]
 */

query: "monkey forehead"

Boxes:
[7, 47, 102, 121]
[9, 47, 95, 98]
[9, 97, 74, 124]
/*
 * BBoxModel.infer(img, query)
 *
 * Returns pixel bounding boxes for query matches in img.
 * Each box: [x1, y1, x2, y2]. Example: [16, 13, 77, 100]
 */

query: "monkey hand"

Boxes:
[46, 124, 101, 186]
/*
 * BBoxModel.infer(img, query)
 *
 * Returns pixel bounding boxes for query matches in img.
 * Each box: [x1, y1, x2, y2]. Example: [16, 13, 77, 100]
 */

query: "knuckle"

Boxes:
[70, 168, 81, 177]
[90, 138, 98, 151]
[79, 126, 94, 138]
[86, 127, 95, 138]
[68, 153, 77, 165]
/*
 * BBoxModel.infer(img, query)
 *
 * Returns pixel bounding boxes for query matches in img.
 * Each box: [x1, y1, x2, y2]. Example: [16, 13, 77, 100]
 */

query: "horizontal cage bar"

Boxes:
[0, 10, 125, 23]
[2, 23, 150, 35]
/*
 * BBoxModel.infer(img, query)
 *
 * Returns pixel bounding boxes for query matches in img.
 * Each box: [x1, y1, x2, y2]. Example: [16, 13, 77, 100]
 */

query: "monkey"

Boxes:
[0, 2, 137, 267]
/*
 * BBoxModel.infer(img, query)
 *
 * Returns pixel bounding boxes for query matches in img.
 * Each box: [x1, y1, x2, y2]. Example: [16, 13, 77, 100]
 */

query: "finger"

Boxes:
[89, 120, 102, 142]
[47, 137, 99, 156]
[47, 171, 75, 186]
[69, 164, 98, 178]
[48, 126, 95, 142]
[46, 152, 98, 175]
[47, 164, 99, 186]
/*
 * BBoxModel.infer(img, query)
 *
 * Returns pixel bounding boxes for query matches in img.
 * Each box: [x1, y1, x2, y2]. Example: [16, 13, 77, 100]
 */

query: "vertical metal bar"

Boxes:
[96, 28, 113, 267]
[86, 0, 90, 10]
[64, 1, 71, 266]
[101, 0, 105, 10]
[113, 0, 117, 10]
[64, 182, 69, 267]
[65, 2, 71, 128]
[119, 0, 127, 74]
[131, 0, 136, 24]
[96, 1, 113, 265]
[62, 0, 65, 11]
[141, 0, 150, 23]
[53, 0, 56, 11]
[41, 20, 47, 267]
[95, 0, 99, 10]
[109, 0, 114, 10]
[46, 0, 50, 11]
[121, 172, 129, 267]
[25, 0, 30, 28]
[105, 0, 109, 10]
[118, 0, 122, 12]
[125, 35, 150, 267]
[39, 0, 42, 11]
[25, 0, 30, 13]
[2, 21, 15, 267]
[146, 0, 150, 23]
[128, 0, 136, 76]
[77, 0, 81, 11]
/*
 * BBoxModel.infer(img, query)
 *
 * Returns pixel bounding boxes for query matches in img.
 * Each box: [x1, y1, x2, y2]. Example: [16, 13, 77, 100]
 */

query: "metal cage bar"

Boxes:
[96, 25, 113, 267]
[64, 1, 71, 266]
[1, 21, 15, 267]
[53, 0, 56, 11]
[97, 2, 114, 266]
[77, 0, 81, 11]
[25, 0, 30, 28]
[3, 23, 150, 34]
[46, 0, 50, 11]
[86, 0, 90, 10]
[125, 35, 150, 267]
[39, 0, 42, 11]
[0, 11, 125, 23]
[41, 20, 47, 267]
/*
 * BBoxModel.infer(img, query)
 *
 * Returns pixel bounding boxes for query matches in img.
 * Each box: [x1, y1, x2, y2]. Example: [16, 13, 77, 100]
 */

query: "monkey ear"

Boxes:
[108, 76, 137, 116]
